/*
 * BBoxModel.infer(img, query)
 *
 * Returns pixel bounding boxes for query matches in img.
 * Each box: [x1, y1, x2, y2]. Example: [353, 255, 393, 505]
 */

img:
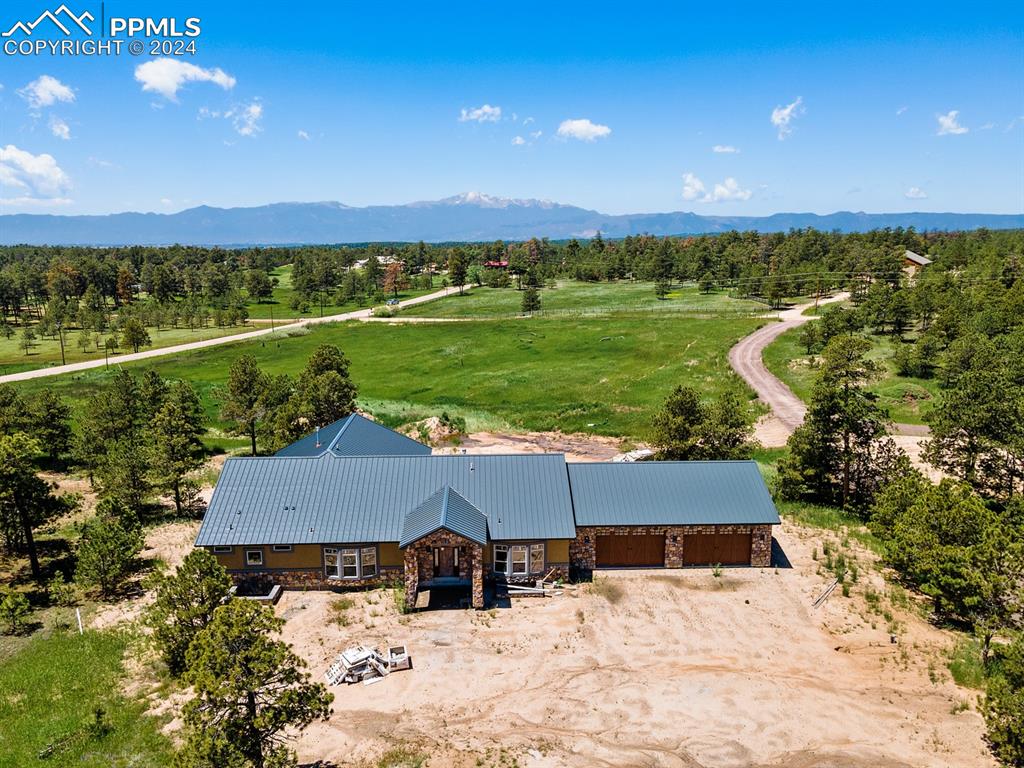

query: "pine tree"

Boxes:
[146, 549, 233, 677]
[220, 355, 270, 456]
[150, 381, 205, 516]
[180, 600, 333, 768]
[521, 287, 541, 314]
[75, 507, 143, 597]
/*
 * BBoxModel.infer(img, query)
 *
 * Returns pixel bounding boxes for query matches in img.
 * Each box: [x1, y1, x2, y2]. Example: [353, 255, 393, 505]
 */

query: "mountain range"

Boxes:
[2, 192, 1021, 246]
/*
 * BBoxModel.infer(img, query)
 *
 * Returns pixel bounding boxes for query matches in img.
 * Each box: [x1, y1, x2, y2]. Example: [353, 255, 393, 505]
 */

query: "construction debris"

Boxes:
[325, 644, 412, 686]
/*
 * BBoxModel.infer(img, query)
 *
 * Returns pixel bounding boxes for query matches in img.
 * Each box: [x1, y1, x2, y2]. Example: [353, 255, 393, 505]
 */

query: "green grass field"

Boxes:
[406, 280, 763, 318]
[762, 326, 940, 425]
[0, 323, 260, 376]
[0, 630, 172, 767]
[17, 312, 764, 441]
[242, 264, 435, 319]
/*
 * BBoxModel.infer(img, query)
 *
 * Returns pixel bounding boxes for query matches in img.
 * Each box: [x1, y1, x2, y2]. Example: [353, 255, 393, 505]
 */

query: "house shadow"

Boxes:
[771, 537, 793, 569]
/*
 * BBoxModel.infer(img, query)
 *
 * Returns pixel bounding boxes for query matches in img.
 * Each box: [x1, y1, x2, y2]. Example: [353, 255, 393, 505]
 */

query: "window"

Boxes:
[325, 546, 377, 579]
[272, 544, 292, 553]
[493, 543, 545, 577]
[212, 546, 232, 554]
[245, 549, 263, 566]
[493, 545, 508, 574]
[360, 547, 376, 577]
[510, 545, 528, 575]
[341, 549, 358, 578]
[530, 543, 545, 574]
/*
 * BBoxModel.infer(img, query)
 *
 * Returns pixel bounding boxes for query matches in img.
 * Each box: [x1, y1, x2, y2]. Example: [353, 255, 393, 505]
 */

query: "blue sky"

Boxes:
[0, 0, 1021, 216]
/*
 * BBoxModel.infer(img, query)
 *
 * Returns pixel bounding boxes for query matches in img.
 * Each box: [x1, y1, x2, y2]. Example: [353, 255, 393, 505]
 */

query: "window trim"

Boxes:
[493, 542, 545, 577]
[271, 544, 293, 553]
[212, 545, 232, 554]
[245, 549, 264, 566]
[324, 544, 379, 580]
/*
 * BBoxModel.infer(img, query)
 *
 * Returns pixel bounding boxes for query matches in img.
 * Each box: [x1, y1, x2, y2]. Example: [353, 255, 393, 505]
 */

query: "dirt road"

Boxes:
[0, 285, 469, 385]
[728, 295, 847, 432]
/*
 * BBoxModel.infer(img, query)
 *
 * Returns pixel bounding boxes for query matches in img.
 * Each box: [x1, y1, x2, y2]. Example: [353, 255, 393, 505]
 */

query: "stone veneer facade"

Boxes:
[229, 566, 402, 591]
[402, 529, 484, 609]
[570, 524, 772, 575]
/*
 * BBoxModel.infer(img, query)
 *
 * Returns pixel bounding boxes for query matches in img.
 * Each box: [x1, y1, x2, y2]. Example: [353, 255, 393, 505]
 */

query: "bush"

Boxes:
[47, 571, 80, 607]
[76, 515, 143, 598]
[0, 590, 31, 635]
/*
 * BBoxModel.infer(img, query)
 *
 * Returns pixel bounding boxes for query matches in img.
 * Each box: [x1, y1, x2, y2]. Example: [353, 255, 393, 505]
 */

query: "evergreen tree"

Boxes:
[448, 253, 467, 294]
[26, 389, 72, 463]
[150, 381, 205, 516]
[983, 636, 1024, 767]
[521, 287, 541, 314]
[698, 271, 715, 294]
[76, 509, 143, 598]
[220, 355, 270, 456]
[146, 549, 233, 677]
[120, 316, 151, 353]
[180, 600, 333, 768]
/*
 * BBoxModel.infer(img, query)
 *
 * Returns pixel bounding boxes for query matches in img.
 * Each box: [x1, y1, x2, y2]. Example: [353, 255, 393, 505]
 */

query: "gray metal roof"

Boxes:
[904, 250, 932, 267]
[567, 461, 780, 527]
[399, 486, 488, 547]
[195, 453, 576, 546]
[275, 413, 430, 458]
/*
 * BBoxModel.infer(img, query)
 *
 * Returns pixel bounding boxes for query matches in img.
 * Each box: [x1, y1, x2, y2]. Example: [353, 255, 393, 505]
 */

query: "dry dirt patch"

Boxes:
[280, 525, 992, 768]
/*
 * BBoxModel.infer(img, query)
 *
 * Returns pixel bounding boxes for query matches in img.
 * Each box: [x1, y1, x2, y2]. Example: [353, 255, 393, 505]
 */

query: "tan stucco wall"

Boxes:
[209, 544, 322, 571]
[379, 542, 403, 567]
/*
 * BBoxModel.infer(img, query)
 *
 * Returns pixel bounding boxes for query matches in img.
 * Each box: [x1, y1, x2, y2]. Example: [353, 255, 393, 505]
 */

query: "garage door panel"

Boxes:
[683, 532, 751, 566]
[595, 534, 665, 567]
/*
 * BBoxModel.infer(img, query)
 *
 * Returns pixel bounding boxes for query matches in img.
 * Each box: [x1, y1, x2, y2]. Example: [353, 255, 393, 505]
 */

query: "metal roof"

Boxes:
[195, 453, 576, 547]
[903, 250, 932, 267]
[567, 461, 780, 527]
[275, 413, 431, 458]
[399, 486, 488, 547]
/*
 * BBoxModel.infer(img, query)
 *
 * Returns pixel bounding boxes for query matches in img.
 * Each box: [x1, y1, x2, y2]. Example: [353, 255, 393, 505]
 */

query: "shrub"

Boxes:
[47, 571, 79, 607]
[0, 590, 31, 635]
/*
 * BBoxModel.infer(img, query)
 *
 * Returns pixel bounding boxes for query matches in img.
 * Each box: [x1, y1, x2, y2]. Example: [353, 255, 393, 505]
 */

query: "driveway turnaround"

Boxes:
[0, 285, 468, 385]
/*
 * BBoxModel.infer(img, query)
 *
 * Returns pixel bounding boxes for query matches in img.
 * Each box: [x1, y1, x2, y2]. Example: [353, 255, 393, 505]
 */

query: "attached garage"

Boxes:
[595, 533, 665, 567]
[682, 531, 751, 566]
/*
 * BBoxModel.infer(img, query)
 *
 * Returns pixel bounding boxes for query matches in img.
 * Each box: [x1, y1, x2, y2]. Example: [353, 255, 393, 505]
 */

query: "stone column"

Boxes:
[750, 525, 772, 567]
[403, 547, 419, 608]
[471, 543, 484, 608]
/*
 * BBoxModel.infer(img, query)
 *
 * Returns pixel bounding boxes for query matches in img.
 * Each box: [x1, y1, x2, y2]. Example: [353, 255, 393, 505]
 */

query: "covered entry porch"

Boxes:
[400, 486, 487, 609]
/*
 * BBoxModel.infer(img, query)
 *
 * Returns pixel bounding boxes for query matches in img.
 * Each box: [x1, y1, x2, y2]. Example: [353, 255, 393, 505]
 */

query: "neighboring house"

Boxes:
[195, 416, 779, 608]
[903, 250, 932, 279]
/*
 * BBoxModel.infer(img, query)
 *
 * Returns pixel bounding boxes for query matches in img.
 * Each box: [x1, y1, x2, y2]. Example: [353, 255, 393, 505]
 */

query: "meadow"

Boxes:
[0, 630, 172, 768]
[16, 311, 765, 443]
[407, 280, 764, 318]
[762, 325, 940, 425]
[0, 323, 260, 376]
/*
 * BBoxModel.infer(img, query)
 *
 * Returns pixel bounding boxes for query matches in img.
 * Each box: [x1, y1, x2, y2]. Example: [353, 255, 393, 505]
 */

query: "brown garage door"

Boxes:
[595, 534, 666, 567]
[682, 532, 751, 566]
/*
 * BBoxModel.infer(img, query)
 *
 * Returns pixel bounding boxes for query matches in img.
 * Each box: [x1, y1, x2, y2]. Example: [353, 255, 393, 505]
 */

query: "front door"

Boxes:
[433, 547, 459, 578]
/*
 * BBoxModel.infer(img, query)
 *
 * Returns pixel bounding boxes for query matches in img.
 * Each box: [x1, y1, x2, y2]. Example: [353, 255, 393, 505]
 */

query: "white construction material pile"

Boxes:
[325, 644, 411, 686]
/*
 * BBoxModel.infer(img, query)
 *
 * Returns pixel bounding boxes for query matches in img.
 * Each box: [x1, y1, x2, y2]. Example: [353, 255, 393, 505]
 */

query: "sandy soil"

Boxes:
[277, 523, 991, 768]
[454, 430, 629, 462]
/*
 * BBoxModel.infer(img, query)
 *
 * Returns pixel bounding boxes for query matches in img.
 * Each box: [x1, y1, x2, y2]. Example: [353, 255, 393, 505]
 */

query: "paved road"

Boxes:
[727, 293, 925, 438]
[0, 285, 469, 384]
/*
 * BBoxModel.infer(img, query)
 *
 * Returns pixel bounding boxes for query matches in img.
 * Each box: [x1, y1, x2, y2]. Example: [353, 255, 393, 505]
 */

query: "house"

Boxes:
[195, 416, 780, 608]
[903, 250, 932, 279]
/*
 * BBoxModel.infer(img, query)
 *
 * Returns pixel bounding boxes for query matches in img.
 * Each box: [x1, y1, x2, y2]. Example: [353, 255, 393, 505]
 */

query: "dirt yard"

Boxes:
[454, 431, 628, 462]
[276, 523, 991, 768]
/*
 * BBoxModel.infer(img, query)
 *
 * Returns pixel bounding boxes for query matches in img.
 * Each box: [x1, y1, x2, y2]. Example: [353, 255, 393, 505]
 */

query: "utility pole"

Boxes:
[269, 304, 275, 332]
[56, 322, 66, 365]
[814, 274, 822, 313]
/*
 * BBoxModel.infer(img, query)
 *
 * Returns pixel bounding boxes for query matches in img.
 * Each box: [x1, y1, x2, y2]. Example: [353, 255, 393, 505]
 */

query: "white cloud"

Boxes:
[49, 116, 70, 140]
[0, 144, 71, 202]
[681, 172, 752, 203]
[712, 144, 739, 154]
[523, 116, 535, 125]
[896, 106, 908, 116]
[199, 101, 263, 137]
[458, 104, 501, 123]
[297, 129, 310, 140]
[770, 96, 804, 140]
[230, 101, 263, 136]
[529, 130, 542, 140]
[979, 122, 995, 131]
[1006, 116, 1024, 132]
[511, 135, 526, 146]
[18, 75, 74, 110]
[160, 197, 173, 206]
[134, 58, 236, 101]
[905, 186, 928, 199]
[936, 110, 968, 135]
[556, 118, 611, 141]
